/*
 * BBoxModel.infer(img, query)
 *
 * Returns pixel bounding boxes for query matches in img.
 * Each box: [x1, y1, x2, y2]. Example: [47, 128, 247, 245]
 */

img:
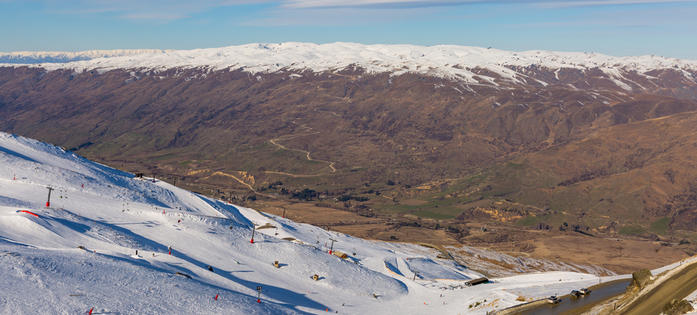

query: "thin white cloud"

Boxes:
[19, 0, 697, 22]
[267, 0, 697, 27]
[245, 6, 430, 26]
[538, 0, 696, 8]
[121, 12, 191, 20]
[282, 0, 480, 9]
[281, 0, 696, 9]
[39, 0, 275, 20]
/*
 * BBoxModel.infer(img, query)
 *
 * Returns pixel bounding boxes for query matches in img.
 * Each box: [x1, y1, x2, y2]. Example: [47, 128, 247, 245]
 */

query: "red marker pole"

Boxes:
[251, 225, 256, 244]
[215, 294, 218, 300]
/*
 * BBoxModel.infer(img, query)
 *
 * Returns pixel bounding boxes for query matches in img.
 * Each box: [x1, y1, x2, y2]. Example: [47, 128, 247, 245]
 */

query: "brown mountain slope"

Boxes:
[461, 112, 697, 236]
[1, 65, 697, 245]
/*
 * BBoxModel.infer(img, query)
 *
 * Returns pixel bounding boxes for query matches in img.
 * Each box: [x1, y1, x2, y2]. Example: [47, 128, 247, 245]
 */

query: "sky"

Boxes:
[1, 0, 696, 59]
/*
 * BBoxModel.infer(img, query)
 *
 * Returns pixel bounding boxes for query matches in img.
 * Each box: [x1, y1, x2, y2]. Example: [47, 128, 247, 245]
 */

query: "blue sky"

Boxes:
[1, 0, 696, 59]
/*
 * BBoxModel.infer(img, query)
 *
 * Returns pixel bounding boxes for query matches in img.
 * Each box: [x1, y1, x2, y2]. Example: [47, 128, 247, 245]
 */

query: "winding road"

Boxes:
[264, 119, 337, 177]
[519, 279, 631, 315]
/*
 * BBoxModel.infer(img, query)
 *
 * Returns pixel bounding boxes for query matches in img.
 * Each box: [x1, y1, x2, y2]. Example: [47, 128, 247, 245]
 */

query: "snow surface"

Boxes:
[447, 245, 616, 278]
[0, 131, 681, 314]
[0, 49, 172, 64]
[3, 43, 696, 87]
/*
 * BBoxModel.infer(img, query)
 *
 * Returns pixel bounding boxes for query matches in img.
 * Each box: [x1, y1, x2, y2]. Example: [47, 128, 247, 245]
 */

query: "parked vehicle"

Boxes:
[547, 296, 562, 304]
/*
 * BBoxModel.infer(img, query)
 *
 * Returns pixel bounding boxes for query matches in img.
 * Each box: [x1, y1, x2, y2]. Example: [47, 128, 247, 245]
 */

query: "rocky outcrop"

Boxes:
[663, 299, 694, 315]
[626, 269, 654, 293]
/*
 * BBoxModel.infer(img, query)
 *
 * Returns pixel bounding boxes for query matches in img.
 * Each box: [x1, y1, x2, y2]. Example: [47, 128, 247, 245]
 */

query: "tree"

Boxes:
[292, 188, 317, 201]
[268, 181, 283, 189]
[559, 222, 568, 231]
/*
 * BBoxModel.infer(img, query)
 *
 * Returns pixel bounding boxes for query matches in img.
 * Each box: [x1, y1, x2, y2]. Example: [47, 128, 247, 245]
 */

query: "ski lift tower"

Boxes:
[45, 186, 54, 207]
[256, 286, 263, 303]
[329, 238, 337, 255]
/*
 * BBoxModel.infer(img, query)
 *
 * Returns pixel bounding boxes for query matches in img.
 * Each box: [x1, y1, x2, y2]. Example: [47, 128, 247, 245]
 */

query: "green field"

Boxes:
[516, 215, 547, 227]
[411, 210, 455, 220]
[650, 217, 671, 236]
[619, 224, 646, 235]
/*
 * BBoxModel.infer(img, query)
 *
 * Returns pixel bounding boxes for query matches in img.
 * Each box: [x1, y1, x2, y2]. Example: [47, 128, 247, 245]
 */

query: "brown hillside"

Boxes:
[1, 65, 697, 271]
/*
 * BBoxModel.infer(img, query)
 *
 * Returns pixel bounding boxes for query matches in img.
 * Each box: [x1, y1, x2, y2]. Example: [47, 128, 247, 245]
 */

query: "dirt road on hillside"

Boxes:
[619, 262, 697, 315]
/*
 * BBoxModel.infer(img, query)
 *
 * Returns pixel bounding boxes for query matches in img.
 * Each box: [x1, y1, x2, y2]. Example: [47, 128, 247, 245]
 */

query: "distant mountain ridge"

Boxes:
[0, 49, 173, 64]
[2, 42, 697, 241]
[4, 42, 695, 92]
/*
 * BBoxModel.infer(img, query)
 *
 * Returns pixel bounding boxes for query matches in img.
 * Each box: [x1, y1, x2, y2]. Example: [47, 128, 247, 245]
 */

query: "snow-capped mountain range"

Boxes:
[0, 49, 172, 64]
[3, 43, 696, 88]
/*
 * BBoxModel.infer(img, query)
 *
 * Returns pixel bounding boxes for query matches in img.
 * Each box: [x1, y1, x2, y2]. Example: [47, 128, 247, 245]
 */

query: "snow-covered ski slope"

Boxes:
[4, 42, 696, 86]
[0, 132, 632, 314]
